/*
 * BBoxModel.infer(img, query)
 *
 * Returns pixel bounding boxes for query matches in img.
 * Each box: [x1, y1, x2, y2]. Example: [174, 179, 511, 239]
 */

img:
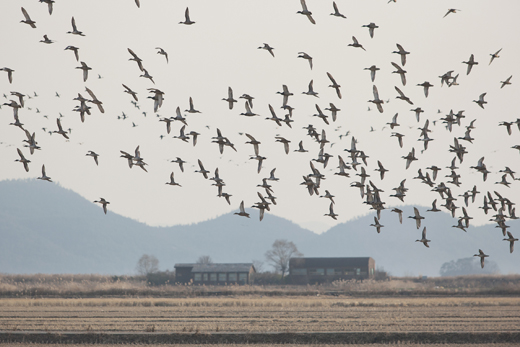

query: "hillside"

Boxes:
[0, 179, 518, 276]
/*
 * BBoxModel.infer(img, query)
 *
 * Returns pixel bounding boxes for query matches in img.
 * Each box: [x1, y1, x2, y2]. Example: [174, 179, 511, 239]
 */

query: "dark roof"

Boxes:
[289, 257, 374, 268]
[174, 263, 197, 268]
[175, 263, 255, 273]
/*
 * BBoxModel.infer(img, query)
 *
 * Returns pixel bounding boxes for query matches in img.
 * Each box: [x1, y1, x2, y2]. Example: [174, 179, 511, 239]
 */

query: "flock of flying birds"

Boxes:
[2, 0, 519, 270]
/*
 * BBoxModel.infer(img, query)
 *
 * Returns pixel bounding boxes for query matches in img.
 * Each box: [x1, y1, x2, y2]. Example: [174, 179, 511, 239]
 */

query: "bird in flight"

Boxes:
[179, 7, 195, 25]
[94, 198, 110, 214]
[258, 43, 275, 57]
[416, 227, 431, 248]
[297, 0, 316, 24]
[348, 36, 366, 51]
[473, 249, 489, 268]
[20, 7, 36, 28]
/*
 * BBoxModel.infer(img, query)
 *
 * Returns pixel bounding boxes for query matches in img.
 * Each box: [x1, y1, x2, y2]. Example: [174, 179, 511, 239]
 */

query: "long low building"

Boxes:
[174, 263, 255, 285]
[288, 257, 375, 284]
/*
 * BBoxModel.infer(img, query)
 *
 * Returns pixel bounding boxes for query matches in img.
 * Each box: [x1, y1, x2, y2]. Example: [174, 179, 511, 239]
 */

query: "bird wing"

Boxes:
[128, 48, 139, 59]
[327, 72, 337, 85]
[21, 7, 32, 21]
[391, 62, 402, 71]
[373, 85, 380, 100]
[56, 118, 63, 131]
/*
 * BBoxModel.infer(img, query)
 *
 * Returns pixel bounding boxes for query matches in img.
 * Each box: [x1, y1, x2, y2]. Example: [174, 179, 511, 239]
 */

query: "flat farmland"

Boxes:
[1, 296, 520, 334]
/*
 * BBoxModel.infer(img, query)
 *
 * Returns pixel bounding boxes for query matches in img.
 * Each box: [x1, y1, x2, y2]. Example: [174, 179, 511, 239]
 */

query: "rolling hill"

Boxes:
[0, 179, 518, 276]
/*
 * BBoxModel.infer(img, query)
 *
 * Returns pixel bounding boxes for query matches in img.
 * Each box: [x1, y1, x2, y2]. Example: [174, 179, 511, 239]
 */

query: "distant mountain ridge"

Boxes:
[1, 179, 518, 276]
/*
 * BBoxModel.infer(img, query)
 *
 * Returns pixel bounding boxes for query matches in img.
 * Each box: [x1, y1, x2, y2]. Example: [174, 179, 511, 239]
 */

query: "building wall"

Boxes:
[192, 271, 251, 285]
[175, 266, 194, 283]
[174, 266, 254, 285]
[288, 257, 375, 284]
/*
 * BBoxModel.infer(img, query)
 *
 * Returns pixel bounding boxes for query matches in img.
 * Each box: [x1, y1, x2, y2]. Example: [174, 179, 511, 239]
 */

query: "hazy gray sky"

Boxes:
[1, 0, 520, 234]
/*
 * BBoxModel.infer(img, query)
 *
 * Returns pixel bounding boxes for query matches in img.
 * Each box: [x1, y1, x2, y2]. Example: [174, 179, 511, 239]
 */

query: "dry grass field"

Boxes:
[1, 296, 520, 333]
[3, 345, 520, 347]
[2, 273, 520, 297]
[2, 275, 520, 344]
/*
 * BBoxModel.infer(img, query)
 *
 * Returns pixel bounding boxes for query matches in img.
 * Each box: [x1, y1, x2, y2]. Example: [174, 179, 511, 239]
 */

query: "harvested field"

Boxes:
[1, 296, 520, 334]
[4, 345, 520, 347]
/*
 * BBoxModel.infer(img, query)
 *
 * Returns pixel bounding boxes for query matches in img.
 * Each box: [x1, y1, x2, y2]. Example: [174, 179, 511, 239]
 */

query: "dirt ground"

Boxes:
[1, 296, 519, 344]
[1, 296, 519, 333]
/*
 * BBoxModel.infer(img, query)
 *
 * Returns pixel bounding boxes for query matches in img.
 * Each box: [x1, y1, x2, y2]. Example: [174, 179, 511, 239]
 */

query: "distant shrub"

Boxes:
[252, 272, 283, 285]
[440, 257, 500, 277]
[146, 271, 176, 286]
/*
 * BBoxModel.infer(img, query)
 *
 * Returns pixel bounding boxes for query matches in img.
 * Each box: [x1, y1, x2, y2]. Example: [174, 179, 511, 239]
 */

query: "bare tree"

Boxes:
[196, 255, 213, 264]
[265, 239, 303, 278]
[135, 254, 159, 275]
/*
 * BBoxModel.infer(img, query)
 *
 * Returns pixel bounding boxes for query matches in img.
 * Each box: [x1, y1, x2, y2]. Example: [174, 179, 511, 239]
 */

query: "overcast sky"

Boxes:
[1, 0, 520, 234]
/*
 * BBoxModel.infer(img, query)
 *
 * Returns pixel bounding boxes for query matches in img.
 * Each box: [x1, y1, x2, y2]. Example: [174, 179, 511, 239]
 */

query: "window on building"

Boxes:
[218, 273, 227, 281]
[356, 268, 361, 276]
[210, 273, 217, 281]
[203, 273, 208, 281]
[370, 268, 374, 275]
[326, 268, 335, 275]
[228, 273, 237, 282]
[238, 273, 247, 283]
[309, 268, 324, 275]
[194, 273, 202, 281]
[291, 268, 307, 275]
[335, 269, 343, 275]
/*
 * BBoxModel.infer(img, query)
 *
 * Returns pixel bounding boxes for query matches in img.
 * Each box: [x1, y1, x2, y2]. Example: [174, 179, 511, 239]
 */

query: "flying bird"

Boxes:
[86, 151, 99, 166]
[37, 164, 52, 182]
[298, 52, 313, 69]
[326, 72, 342, 99]
[76, 62, 92, 82]
[348, 36, 366, 51]
[330, 1, 346, 18]
[222, 87, 237, 109]
[67, 16, 85, 36]
[473, 93, 487, 109]
[258, 43, 275, 57]
[94, 198, 110, 214]
[20, 7, 36, 28]
[15, 148, 30, 172]
[406, 208, 424, 230]
[166, 172, 181, 187]
[234, 201, 250, 218]
[156, 47, 168, 63]
[416, 227, 430, 248]
[297, 0, 316, 24]
[179, 7, 195, 25]
[503, 232, 518, 253]
[362, 23, 379, 38]
[65, 46, 80, 61]
[473, 249, 489, 268]
[324, 202, 338, 220]
[393, 44, 410, 66]
[489, 48, 502, 65]
[462, 54, 478, 75]
[443, 9, 461, 18]
[369, 85, 384, 113]
[391, 62, 407, 86]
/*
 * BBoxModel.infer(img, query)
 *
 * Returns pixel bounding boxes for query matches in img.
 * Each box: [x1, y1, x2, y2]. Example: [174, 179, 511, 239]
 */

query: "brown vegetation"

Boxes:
[1, 273, 520, 298]
[1, 296, 520, 333]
